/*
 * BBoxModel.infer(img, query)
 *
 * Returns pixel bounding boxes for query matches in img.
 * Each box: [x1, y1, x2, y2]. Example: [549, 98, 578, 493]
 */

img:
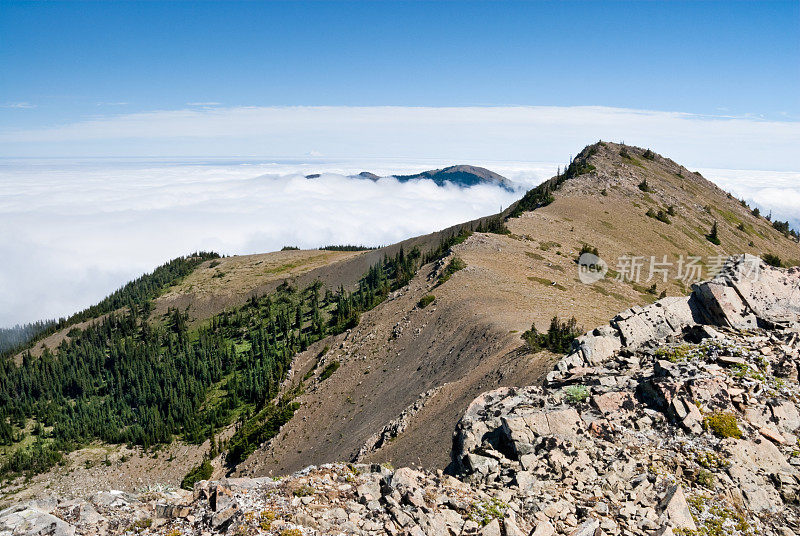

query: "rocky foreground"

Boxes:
[2, 255, 800, 536]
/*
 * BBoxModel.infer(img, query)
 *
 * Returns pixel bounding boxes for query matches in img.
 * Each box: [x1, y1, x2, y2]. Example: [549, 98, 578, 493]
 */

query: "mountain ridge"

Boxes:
[2, 141, 800, 506]
[391, 165, 515, 190]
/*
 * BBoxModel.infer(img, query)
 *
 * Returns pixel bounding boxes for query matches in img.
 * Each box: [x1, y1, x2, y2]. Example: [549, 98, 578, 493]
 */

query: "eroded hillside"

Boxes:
[4, 257, 799, 536]
[236, 142, 800, 476]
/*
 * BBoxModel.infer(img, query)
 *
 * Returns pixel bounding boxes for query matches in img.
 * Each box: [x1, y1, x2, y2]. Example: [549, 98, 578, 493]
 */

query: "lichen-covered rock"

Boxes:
[0, 505, 75, 536]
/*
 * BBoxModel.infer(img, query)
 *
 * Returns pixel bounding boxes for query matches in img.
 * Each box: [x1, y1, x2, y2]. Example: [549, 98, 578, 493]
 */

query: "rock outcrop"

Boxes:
[551, 254, 798, 380]
[3, 256, 799, 536]
[450, 256, 800, 536]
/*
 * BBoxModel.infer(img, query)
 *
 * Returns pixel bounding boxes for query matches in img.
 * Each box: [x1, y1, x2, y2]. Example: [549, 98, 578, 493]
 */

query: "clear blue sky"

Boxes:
[1, 0, 798, 129]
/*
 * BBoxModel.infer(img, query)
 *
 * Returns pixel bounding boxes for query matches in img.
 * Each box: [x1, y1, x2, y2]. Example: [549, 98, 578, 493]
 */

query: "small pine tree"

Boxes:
[707, 221, 721, 245]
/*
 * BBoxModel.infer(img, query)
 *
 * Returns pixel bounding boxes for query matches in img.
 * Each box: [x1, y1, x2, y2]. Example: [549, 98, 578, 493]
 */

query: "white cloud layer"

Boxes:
[0, 158, 552, 326]
[1, 156, 797, 327]
[1, 105, 798, 327]
[696, 168, 800, 233]
[2, 105, 799, 170]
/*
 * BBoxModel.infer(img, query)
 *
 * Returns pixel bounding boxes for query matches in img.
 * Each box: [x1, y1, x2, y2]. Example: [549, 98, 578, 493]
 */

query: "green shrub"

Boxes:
[132, 518, 152, 532]
[638, 179, 651, 192]
[578, 244, 599, 259]
[476, 217, 510, 235]
[438, 256, 466, 284]
[772, 219, 792, 237]
[181, 459, 213, 490]
[280, 246, 300, 251]
[646, 208, 671, 224]
[643, 149, 656, 160]
[293, 484, 314, 497]
[418, 295, 435, 308]
[564, 384, 590, 405]
[654, 344, 692, 363]
[225, 400, 300, 467]
[0, 438, 64, 478]
[762, 253, 782, 268]
[704, 412, 742, 439]
[319, 361, 340, 381]
[522, 316, 581, 354]
[695, 468, 715, 488]
[470, 498, 508, 526]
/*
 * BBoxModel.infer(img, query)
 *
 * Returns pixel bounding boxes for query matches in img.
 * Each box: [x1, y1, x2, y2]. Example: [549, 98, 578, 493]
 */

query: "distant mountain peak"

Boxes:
[350, 165, 514, 190]
[304, 167, 513, 190]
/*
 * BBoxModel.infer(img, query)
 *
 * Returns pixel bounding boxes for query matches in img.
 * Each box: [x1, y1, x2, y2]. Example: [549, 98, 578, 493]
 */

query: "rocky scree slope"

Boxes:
[4, 256, 800, 536]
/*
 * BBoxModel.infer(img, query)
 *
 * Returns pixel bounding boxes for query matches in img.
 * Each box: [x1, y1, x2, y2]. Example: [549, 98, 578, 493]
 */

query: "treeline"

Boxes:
[0, 238, 460, 479]
[0, 320, 55, 355]
[0, 252, 220, 360]
[771, 219, 800, 241]
[507, 144, 598, 219]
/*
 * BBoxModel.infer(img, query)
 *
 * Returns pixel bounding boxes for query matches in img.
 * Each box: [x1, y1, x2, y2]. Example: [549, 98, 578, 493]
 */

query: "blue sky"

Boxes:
[2, 0, 798, 129]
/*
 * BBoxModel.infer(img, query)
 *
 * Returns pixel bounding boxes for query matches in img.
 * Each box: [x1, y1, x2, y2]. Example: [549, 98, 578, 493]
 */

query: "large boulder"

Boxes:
[573, 326, 622, 366]
[695, 255, 800, 328]
[726, 256, 800, 325]
[693, 281, 757, 329]
[0, 505, 75, 536]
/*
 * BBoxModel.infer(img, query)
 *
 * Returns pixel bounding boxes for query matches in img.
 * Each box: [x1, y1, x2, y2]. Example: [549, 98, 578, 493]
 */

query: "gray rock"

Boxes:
[0, 505, 75, 536]
[480, 518, 502, 536]
[569, 517, 600, 536]
[503, 516, 526, 536]
[658, 485, 696, 531]
[532, 519, 556, 536]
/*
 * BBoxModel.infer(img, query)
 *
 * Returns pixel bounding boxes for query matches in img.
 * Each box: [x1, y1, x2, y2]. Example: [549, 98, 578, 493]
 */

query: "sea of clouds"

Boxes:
[0, 158, 557, 326]
[696, 168, 800, 231]
[1, 157, 798, 327]
[3, 102, 800, 327]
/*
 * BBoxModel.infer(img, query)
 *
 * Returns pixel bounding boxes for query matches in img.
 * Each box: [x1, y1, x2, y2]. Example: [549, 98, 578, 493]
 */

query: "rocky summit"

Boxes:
[3, 255, 799, 536]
